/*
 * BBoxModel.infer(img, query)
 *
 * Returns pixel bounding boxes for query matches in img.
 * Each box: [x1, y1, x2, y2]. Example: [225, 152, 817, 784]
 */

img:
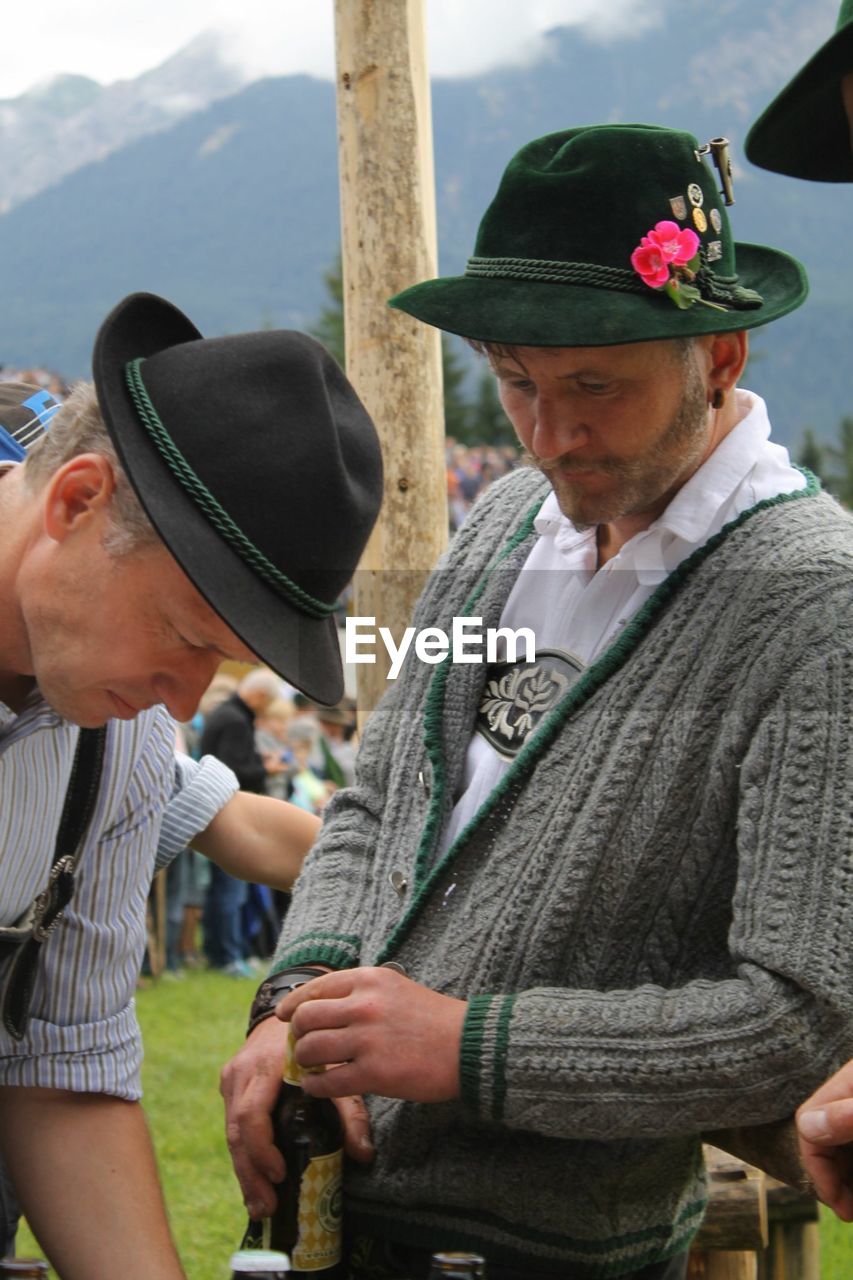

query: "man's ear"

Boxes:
[705, 330, 748, 398]
[42, 454, 117, 542]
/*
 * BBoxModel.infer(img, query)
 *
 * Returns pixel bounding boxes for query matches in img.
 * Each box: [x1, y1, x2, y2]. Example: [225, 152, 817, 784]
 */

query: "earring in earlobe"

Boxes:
[710, 388, 724, 410]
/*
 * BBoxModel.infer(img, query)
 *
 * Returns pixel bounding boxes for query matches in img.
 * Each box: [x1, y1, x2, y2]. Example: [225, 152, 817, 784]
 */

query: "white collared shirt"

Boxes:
[440, 390, 805, 852]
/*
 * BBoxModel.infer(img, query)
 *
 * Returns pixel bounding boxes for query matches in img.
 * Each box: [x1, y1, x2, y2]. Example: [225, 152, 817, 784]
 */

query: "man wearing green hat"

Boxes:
[224, 124, 853, 1279]
[746, 0, 853, 1224]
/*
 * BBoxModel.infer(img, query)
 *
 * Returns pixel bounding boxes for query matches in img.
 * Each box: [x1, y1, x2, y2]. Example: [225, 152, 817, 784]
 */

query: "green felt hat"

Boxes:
[390, 124, 807, 347]
[745, 0, 853, 182]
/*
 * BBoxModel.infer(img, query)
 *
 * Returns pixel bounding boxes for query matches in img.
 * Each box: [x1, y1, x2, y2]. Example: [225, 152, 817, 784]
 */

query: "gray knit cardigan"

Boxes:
[272, 466, 853, 1277]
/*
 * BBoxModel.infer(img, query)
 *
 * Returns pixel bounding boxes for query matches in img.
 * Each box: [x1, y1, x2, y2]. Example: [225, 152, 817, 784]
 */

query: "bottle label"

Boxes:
[292, 1147, 343, 1271]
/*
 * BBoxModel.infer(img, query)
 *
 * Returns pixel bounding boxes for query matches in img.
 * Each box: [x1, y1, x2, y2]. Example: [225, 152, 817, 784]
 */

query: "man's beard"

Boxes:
[526, 358, 710, 530]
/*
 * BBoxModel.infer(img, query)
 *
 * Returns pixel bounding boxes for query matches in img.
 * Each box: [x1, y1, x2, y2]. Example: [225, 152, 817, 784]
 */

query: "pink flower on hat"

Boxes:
[631, 220, 701, 290]
[630, 242, 671, 288]
[648, 220, 700, 265]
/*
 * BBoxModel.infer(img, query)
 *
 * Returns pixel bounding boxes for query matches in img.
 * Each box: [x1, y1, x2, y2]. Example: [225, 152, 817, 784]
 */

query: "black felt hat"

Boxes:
[93, 292, 383, 705]
[745, 0, 853, 182]
[390, 124, 807, 346]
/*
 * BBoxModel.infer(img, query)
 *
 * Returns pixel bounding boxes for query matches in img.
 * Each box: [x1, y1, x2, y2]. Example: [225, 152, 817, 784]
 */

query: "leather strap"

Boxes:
[0, 726, 107, 1040]
[246, 965, 329, 1037]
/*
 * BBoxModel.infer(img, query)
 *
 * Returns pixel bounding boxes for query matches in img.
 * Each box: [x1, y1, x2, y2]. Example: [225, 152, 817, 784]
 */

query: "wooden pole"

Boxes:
[334, 0, 448, 720]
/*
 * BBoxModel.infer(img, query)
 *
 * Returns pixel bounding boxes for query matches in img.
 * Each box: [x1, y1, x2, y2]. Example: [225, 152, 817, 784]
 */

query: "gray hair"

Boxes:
[22, 380, 159, 557]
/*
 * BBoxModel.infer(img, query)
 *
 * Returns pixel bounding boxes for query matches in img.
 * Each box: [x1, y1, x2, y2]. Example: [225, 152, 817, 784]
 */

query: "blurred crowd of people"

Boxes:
[445, 439, 522, 530]
[155, 668, 358, 981]
[0, 364, 69, 397]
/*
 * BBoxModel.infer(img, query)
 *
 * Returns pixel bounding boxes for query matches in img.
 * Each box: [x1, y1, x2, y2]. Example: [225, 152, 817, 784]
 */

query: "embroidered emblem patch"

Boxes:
[475, 649, 585, 759]
[706, 240, 723, 262]
[669, 195, 687, 221]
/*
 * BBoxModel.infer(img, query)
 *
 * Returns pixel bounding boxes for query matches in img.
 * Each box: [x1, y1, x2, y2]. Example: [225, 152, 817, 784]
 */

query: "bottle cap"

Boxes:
[429, 1253, 486, 1277]
[230, 1249, 291, 1273]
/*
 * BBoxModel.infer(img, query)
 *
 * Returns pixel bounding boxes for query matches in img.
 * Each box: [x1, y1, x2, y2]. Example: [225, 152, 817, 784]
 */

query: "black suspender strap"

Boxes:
[0, 725, 107, 1040]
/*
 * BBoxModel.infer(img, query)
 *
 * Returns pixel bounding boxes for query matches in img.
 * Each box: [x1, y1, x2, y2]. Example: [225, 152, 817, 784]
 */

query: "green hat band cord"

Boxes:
[466, 255, 648, 293]
[123, 358, 338, 621]
[465, 249, 763, 311]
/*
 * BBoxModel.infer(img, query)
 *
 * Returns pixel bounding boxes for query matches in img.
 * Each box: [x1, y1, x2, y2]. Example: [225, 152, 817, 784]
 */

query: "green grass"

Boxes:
[17, 970, 853, 1277]
[19, 969, 257, 1280]
[820, 1206, 853, 1278]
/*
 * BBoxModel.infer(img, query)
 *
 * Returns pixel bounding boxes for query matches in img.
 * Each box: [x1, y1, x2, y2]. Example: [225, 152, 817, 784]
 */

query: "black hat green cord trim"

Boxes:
[124, 358, 337, 620]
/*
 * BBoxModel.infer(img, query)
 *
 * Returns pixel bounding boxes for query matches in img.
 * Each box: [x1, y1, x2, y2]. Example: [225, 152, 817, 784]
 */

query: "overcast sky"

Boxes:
[1, 1, 665, 98]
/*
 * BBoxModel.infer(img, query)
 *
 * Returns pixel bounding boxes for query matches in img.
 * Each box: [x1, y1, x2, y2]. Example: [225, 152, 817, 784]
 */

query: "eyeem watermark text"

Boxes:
[345, 616, 536, 680]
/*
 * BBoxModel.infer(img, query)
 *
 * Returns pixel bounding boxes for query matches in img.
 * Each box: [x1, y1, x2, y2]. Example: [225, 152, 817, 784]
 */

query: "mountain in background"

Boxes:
[0, 32, 247, 214]
[0, 0, 848, 448]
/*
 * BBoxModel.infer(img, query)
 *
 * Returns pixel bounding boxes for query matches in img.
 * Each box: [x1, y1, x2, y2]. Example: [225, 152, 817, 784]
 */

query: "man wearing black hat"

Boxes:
[223, 124, 853, 1280]
[746, 0, 853, 1225]
[0, 294, 382, 1278]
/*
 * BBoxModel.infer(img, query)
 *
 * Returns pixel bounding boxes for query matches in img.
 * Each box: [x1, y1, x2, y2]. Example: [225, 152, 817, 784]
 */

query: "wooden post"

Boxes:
[688, 1251, 758, 1280]
[334, 0, 448, 721]
[690, 1146, 769, 1280]
[760, 1180, 820, 1280]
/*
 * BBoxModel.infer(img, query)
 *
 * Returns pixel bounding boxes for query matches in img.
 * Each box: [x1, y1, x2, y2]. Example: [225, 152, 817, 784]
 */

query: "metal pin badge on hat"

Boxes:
[695, 137, 736, 206]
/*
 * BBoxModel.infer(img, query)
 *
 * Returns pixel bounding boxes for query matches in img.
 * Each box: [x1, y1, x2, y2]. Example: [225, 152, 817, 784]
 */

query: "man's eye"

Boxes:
[580, 382, 610, 395]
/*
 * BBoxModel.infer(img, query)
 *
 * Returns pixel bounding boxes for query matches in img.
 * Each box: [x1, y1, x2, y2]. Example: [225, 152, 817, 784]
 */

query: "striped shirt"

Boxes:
[0, 691, 236, 1098]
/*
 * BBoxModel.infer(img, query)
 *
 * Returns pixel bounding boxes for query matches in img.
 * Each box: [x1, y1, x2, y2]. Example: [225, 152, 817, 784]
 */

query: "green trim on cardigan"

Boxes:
[492, 993, 517, 1121]
[272, 932, 360, 974]
[376, 471, 820, 967]
[459, 994, 493, 1112]
[414, 498, 543, 887]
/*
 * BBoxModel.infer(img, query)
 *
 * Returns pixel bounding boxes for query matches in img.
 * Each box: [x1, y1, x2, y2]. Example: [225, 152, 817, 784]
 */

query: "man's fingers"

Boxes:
[276, 970, 355, 1022]
[301, 1060, 364, 1100]
[220, 1020, 290, 1217]
[295, 1027, 354, 1069]
[334, 1094, 375, 1163]
[802, 1149, 853, 1221]
[289, 997, 355, 1038]
[226, 1103, 284, 1219]
[798, 1096, 853, 1147]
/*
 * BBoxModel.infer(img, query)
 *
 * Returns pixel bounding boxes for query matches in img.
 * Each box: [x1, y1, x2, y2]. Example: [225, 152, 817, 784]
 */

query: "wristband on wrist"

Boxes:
[246, 965, 329, 1037]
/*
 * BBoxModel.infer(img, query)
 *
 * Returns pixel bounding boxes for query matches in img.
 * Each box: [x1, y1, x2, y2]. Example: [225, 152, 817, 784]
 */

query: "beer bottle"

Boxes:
[230, 1248, 291, 1278]
[427, 1253, 486, 1279]
[241, 1027, 344, 1277]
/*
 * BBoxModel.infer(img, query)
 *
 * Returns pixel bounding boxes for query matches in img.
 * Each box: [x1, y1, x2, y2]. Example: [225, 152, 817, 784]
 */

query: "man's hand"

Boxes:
[220, 1016, 374, 1219]
[796, 1060, 853, 1221]
[276, 966, 467, 1103]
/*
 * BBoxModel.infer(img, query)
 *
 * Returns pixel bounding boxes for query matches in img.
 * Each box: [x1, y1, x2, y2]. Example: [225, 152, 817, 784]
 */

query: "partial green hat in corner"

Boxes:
[745, 0, 853, 182]
[390, 124, 807, 348]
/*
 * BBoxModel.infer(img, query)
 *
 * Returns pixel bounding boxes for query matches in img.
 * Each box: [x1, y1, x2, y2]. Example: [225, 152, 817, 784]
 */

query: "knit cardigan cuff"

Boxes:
[460, 993, 517, 1120]
[270, 932, 361, 975]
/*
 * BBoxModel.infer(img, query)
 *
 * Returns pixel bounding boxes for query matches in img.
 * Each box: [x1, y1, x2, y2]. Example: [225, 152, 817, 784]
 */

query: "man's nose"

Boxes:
[153, 652, 221, 722]
[530, 396, 589, 460]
